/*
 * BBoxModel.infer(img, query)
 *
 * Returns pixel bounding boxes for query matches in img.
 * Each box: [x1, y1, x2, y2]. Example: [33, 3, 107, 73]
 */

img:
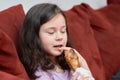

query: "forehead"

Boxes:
[41, 13, 66, 29]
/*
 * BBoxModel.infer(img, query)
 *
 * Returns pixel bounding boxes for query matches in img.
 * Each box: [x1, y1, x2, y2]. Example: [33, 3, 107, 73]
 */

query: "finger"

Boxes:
[60, 47, 71, 51]
[72, 49, 83, 59]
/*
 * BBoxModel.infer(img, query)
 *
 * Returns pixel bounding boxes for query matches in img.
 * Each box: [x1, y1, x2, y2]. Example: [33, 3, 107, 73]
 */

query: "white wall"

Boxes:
[0, 0, 107, 13]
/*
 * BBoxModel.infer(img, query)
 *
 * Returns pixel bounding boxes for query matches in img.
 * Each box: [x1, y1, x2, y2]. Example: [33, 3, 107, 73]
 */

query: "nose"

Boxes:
[55, 32, 63, 41]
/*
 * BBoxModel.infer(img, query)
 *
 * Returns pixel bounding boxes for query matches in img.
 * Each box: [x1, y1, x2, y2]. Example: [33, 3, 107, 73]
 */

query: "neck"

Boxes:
[54, 64, 64, 73]
[49, 56, 64, 73]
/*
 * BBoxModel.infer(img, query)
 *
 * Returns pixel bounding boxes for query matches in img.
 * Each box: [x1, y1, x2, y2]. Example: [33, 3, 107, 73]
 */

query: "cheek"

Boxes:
[64, 34, 68, 43]
[40, 35, 53, 45]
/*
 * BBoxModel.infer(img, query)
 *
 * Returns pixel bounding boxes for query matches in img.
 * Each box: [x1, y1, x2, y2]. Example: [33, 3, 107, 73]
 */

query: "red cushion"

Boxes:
[107, 0, 120, 4]
[0, 4, 25, 47]
[0, 71, 25, 80]
[0, 4, 28, 80]
[65, 3, 120, 80]
[94, 4, 120, 79]
[64, 3, 106, 80]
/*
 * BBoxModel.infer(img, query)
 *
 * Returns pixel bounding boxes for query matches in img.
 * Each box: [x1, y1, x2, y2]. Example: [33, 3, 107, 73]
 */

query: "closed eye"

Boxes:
[61, 28, 67, 33]
[46, 28, 55, 35]
[61, 30, 66, 33]
[47, 31, 54, 34]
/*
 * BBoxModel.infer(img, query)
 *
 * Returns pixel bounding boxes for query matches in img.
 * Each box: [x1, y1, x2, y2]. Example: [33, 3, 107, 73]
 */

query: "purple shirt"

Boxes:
[35, 68, 72, 80]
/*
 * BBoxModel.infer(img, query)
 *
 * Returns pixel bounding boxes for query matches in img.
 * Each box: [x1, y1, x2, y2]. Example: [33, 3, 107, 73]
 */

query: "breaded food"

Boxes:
[64, 49, 80, 71]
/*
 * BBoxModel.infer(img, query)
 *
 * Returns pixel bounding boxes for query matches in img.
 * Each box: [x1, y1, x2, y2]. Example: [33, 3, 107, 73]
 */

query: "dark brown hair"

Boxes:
[19, 3, 71, 79]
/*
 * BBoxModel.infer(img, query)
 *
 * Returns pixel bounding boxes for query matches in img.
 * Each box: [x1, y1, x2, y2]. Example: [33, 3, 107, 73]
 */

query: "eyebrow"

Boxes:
[46, 25, 66, 30]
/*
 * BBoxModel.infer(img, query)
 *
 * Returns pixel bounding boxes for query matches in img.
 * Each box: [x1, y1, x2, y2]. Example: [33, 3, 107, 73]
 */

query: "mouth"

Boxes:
[53, 44, 63, 48]
[53, 44, 65, 53]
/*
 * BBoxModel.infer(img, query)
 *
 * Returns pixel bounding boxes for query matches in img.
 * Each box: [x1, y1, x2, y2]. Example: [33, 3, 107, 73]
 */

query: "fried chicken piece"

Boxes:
[64, 49, 80, 72]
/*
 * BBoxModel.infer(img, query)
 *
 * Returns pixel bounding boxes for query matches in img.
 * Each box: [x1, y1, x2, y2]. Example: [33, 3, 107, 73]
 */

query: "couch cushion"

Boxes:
[64, 3, 106, 80]
[107, 0, 120, 4]
[65, 3, 120, 80]
[0, 4, 28, 80]
[0, 4, 25, 47]
[0, 30, 28, 80]
[94, 4, 120, 79]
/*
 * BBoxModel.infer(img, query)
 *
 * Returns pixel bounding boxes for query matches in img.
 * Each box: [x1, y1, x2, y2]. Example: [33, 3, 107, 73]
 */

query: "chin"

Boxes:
[54, 51, 62, 56]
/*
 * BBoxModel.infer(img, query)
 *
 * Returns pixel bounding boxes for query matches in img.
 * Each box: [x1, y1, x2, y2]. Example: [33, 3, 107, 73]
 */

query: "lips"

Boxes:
[53, 44, 64, 53]
[53, 44, 63, 48]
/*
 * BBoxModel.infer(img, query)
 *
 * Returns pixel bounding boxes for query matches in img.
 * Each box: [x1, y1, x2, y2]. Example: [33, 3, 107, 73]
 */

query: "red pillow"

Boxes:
[94, 4, 120, 79]
[64, 3, 106, 80]
[0, 30, 28, 80]
[65, 3, 120, 80]
[0, 4, 28, 80]
[0, 4, 25, 47]
[107, 0, 120, 4]
[0, 71, 25, 80]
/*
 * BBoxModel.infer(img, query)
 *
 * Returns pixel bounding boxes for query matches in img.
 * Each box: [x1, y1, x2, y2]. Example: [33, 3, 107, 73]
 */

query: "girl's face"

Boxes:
[39, 13, 67, 58]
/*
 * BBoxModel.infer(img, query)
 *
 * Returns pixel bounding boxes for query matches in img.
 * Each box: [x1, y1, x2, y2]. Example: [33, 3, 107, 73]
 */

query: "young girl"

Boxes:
[19, 3, 94, 80]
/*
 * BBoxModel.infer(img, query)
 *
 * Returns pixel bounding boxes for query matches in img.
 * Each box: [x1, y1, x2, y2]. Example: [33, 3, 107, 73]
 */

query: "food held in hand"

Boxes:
[64, 49, 80, 71]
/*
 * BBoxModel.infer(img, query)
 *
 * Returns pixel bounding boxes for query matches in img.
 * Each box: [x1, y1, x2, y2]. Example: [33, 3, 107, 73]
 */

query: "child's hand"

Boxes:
[61, 47, 94, 80]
